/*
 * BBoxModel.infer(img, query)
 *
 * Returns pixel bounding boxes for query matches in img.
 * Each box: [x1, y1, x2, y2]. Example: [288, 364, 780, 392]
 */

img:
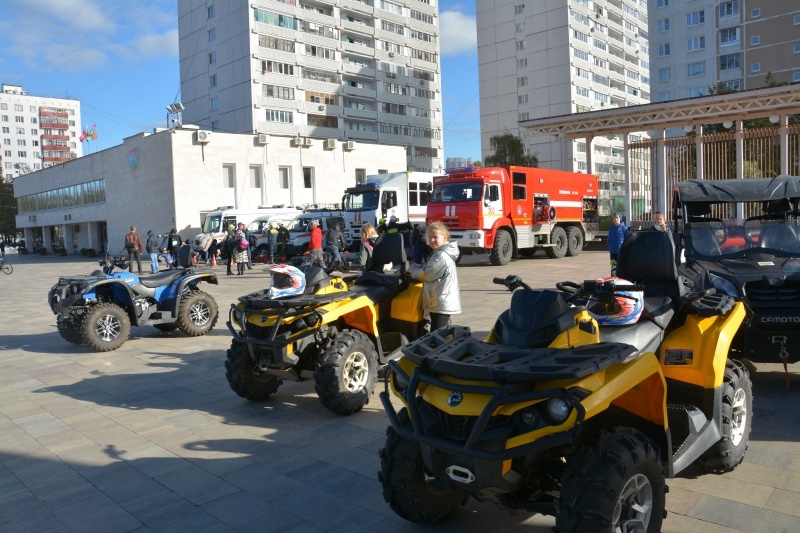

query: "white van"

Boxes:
[247, 213, 300, 255]
[195, 205, 301, 247]
[284, 210, 351, 257]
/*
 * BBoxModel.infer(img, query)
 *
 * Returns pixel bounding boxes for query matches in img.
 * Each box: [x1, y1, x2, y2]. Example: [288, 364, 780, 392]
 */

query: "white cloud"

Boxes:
[439, 10, 477, 56]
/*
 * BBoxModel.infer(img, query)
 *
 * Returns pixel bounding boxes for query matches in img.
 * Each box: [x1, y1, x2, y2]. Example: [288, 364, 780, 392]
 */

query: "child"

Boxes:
[234, 231, 249, 275]
[607, 213, 629, 275]
[409, 221, 461, 331]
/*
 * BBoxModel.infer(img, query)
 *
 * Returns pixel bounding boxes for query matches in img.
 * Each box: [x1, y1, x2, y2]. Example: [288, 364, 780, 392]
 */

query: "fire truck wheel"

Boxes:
[546, 227, 568, 259]
[566, 227, 584, 257]
[489, 229, 513, 266]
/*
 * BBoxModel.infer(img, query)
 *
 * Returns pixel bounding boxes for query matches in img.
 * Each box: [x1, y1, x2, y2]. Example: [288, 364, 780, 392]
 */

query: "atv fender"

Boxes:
[167, 271, 219, 318]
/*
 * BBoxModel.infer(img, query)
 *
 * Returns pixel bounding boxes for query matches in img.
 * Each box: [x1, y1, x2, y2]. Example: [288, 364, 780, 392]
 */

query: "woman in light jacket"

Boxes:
[410, 221, 461, 331]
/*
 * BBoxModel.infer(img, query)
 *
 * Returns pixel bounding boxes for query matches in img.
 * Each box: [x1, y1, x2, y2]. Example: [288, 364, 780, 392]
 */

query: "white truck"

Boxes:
[194, 205, 302, 249]
[342, 172, 434, 239]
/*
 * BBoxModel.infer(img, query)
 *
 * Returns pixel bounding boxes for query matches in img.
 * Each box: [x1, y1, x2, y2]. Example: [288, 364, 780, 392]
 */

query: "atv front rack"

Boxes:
[381, 326, 638, 461]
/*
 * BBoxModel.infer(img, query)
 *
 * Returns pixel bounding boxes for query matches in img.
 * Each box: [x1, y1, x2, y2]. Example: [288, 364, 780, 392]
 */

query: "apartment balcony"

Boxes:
[40, 133, 69, 141]
[300, 101, 341, 115]
[297, 55, 339, 71]
[343, 85, 377, 99]
[255, 122, 299, 135]
[342, 41, 375, 57]
[378, 10, 406, 26]
[255, 96, 300, 111]
[378, 132, 409, 145]
[342, 0, 373, 15]
[344, 107, 378, 120]
[380, 92, 412, 105]
[409, 56, 438, 71]
[341, 19, 374, 36]
[301, 10, 336, 28]
[253, 22, 295, 41]
[409, 116, 437, 128]
[300, 77, 342, 93]
[255, 71, 300, 87]
[302, 125, 340, 138]
[342, 63, 376, 78]
[39, 121, 69, 130]
[253, 48, 296, 65]
[345, 129, 379, 141]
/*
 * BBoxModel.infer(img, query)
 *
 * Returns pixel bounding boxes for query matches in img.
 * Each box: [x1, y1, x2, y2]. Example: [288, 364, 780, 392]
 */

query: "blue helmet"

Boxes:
[268, 264, 306, 299]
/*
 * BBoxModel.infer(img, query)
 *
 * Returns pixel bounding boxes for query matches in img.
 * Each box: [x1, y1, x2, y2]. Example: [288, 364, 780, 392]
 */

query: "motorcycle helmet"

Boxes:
[268, 264, 306, 299]
[586, 276, 644, 326]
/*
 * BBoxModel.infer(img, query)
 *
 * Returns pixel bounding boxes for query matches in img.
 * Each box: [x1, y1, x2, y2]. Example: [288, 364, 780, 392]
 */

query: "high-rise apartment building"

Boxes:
[0, 84, 82, 181]
[477, 0, 650, 213]
[650, 0, 800, 102]
[177, 0, 443, 173]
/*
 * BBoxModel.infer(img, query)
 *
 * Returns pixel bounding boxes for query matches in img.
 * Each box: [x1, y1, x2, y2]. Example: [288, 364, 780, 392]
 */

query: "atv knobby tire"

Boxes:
[379, 408, 469, 523]
[57, 316, 84, 345]
[489, 229, 513, 266]
[225, 341, 283, 400]
[153, 323, 179, 332]
[176, 290, 218, 336]
[697, 359, 752, 473]
[82, 303, 131, 352]
[557, 428, 666, 533]
[566, 226, 584, 257]
[314, 329, 378, 415]
[546, 226, 568, 259]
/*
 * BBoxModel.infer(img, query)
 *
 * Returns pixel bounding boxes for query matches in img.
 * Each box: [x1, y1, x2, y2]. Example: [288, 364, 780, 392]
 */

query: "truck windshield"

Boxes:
[431, 183, 484, 203]
[203, 215, 222, 233]
[344, 190, 380, 211]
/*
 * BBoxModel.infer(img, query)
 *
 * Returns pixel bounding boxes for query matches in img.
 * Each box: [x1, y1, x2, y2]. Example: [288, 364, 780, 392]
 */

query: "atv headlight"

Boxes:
[709, 273, 739, 297]
[519, 407, 540, 429]
[545, 398, 570, 424]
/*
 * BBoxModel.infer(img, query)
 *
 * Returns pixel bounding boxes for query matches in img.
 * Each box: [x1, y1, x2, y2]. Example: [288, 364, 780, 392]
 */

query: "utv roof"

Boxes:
[676, 176, 800, 203]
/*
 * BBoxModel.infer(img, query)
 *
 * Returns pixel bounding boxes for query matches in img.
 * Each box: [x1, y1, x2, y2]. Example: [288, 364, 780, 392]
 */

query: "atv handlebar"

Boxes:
[493, 275, 533, 292]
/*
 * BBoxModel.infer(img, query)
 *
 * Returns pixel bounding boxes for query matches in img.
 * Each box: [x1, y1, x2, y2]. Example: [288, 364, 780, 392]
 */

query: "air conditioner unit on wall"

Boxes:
[195, 130, 212, 143]
[324, 139, 336, 150]
[292, 136, 304, 146]
[303, 138, 313, 147]
[344, 141, 355, 151]
[256, 133, 269, 145]
[388, 52, 395, 57]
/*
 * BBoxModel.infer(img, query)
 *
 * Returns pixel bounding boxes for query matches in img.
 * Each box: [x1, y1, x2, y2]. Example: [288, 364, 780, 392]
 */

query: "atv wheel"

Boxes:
[82, 303, 131, 352]
[546, 227, 568, 259]
[153, 323, 179, 332]
[566, 227, 583, 257]
[176, 290, 218, 336]
[697, 360, 752, 473]
[557, 428, 666, 533]
[314, 329, 378, 415]
[57, 316, 83, 345]
[379, 408, 468, 523]
[489, 229, 513, 266]
[225, 341, 283, 400]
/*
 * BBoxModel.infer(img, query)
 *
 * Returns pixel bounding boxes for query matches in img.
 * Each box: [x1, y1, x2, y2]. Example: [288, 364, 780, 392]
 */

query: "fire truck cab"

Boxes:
[426, 166, 599, 265]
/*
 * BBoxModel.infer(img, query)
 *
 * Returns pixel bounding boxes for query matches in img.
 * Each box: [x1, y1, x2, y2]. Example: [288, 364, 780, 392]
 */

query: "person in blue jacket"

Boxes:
[608, 212, 629, 275]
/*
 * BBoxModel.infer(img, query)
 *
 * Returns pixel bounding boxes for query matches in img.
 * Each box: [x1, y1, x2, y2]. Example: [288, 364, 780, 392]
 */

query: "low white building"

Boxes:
[13, 126, 406, 253]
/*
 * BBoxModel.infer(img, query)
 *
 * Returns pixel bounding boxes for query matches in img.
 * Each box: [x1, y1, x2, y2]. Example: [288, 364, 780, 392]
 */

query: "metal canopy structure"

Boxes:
[520, 85, 800, 220]
[521, 85, 800, 139]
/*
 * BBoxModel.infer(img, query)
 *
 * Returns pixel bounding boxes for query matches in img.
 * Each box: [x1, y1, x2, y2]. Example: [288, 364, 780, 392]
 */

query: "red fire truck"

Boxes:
[426, 166, 599, 265]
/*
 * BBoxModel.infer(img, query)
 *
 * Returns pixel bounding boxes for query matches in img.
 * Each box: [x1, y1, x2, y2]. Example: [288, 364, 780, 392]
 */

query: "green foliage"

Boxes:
[483, 132, 539, 167]
[473, 160, 482, 168]
[0, 180, 18, 242]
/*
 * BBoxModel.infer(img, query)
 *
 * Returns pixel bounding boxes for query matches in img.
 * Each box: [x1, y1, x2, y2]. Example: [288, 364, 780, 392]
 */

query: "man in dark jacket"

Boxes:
[145, 230, 160, 274]
[325, 223, 346, 269]
[277, 223, 290, 260]
[166, 228, 182, 270]
[124, 226, 144, 275]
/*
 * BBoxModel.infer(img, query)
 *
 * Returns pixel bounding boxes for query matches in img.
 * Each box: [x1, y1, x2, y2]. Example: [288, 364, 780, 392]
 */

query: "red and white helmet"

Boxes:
[586, 276, 644, 326]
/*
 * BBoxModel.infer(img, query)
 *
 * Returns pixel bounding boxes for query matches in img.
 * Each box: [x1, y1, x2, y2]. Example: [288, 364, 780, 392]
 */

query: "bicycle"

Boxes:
[0, 256, 12, 275]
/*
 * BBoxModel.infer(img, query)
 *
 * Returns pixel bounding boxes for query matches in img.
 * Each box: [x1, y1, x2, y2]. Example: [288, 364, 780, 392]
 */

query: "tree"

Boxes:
[0, 179, 18, 242]
[483, 132, 539, 167]
[472, 160, 482, 168]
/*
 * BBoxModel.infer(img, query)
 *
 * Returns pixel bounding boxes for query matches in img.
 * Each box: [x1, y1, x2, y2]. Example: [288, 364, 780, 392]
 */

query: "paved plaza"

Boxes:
[1, 249, 799, 532]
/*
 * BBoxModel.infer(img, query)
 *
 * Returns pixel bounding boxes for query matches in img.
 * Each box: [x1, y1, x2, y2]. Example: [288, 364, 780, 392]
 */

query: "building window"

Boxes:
[222, 164, 235, 188]
[686, 11, 705, 26]
[514, 4, 525, 14]
[573, 48, 589, 61]
[302, 167, 313, 189]
[517, 77, 527, 87]
[210, 97, 218, 111]
[30, 117, 37, 124]
[14, 104, 23, 111]
[659, 91, 671, 101]
[688, 36, 706, 51]
[518, 94, 528, 104]
[278, 167, 290, 189]
[657, 18, 669, 32]
[266, 109, 293, 123]
[250, 166, 262, 188]
[795, 43, 800, 54]
[355, 168, 366, 184]
[210, 74, 217, 88]
[720, 27, 739, 45]
[795, 14, 800, 25]
[752, 8, 761, 18]
[517, 58, 527, 68]
[719, 1, 739, 17]
[658, 43, 670, 56]
[516, 40, 526, 50]
[723, 80, 741, 91]
[794, 72, 800, 83]
[657, 0, 668, 7]
[688, 87, 706, 97]
[211, 121, 219, 131]
[515, 22, 525, 33]
[720, 53, 740, 70]
[751, 63, 761, 73]
[576, 86, 589, 97]
[208, 28, 216, 41]
[751, 36, 761, 46]
[209, 51, 216, 64]
[688, 62, 706, 77]
[659, 67, 671, 81]
[208, 5, 215, 18]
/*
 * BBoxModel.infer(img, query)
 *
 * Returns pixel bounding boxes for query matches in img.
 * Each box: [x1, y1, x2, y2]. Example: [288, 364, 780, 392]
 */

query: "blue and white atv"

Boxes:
[48, 254, 219, 351]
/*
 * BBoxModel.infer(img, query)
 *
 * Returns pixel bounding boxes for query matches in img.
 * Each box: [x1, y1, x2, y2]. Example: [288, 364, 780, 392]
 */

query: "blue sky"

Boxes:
[0, 0, 480, 161]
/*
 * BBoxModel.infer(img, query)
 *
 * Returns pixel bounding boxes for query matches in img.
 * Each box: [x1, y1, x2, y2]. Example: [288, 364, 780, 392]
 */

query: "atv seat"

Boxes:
[355, 233, 407, 288]
[608, 231, 682, 354]
[139, 270, 184, 288]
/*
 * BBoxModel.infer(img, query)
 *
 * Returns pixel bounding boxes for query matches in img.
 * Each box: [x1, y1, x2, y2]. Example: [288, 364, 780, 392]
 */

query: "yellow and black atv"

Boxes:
[379, 231, 752, 531]
[225, 233, 426, 416]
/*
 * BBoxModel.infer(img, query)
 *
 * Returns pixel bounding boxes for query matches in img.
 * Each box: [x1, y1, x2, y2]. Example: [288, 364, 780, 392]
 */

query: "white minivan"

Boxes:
[285, 210, 351, 257]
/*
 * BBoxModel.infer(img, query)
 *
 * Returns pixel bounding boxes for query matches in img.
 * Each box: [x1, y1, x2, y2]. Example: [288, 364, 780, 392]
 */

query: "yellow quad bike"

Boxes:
[379, 231, 752, 531]
[225, 233, 425, 416]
